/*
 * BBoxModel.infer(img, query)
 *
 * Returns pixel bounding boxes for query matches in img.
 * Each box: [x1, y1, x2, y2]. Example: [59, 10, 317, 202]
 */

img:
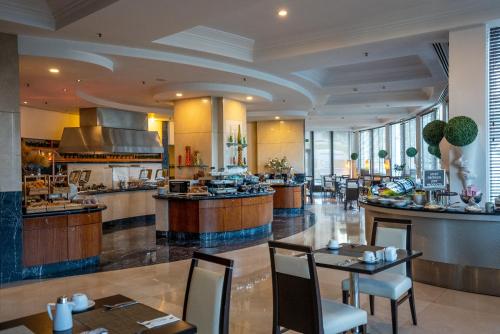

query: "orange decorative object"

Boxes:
[185, 146, 192, 166]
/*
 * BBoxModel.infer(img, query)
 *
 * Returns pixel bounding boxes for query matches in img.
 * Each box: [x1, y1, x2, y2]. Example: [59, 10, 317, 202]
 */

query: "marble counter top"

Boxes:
[154, 190, 275, 201]
[23, 205, 107, 218]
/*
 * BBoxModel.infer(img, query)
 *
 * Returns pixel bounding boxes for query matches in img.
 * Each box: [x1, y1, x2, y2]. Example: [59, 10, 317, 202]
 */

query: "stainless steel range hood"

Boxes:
[58, 108, 163, 154]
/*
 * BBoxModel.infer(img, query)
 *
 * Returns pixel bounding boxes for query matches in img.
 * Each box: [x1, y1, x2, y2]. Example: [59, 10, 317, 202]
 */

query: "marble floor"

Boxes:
[1, 199, 500, 333]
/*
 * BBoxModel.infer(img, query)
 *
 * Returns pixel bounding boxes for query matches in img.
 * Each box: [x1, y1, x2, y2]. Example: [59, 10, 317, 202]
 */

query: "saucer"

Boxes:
[327, 244, 341, 250]
[357, 257, 380, 264]
[73, 300, 95, 313]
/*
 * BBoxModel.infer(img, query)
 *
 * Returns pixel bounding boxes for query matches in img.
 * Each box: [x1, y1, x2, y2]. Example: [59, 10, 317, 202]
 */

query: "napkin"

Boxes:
[138, 314, 180, 329]
[0, 326, 34, 334]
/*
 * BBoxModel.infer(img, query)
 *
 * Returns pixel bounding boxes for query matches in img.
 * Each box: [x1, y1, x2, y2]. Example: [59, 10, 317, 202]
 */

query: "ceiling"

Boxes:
[2, 0, 500, 129]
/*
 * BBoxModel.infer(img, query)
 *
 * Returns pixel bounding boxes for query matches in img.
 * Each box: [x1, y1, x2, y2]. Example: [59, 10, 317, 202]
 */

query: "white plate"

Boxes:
[357, 257, 381, 264]
[73, 300, 95, 312]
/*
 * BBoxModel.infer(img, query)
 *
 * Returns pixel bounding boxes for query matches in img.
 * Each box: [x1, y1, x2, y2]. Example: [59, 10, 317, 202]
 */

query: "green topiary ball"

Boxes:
[351, 153, 359, 160]
[444, 116, 478, 147]
[406, 147, 418, 157]
[428, 145, 441, 159]
[378, 149, 388, 159]
[423, 120, 446, 145]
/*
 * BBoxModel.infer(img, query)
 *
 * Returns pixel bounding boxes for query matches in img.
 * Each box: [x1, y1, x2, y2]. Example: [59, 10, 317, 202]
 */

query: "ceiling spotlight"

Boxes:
[23, 101, 28, 104]
[202, 98, 209, 103]
[63, 88, 67, 93]
[275, 116, 280, 120]
[176, 92, 183, 97]
[77, 79, 81, 83]
[278, 9, 288, 17]
[49, 68, 60, 73]
[246, 96, 253, 101]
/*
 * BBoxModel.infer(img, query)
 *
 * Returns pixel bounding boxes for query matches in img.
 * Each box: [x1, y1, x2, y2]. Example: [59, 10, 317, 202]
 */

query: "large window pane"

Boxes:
[360, 130, 372, 175]
[404, 118, 417, 176]
[372, 127, 386, 175]
[390, 123, 402, 175]
[333, 131, 350, 175]
[421, 111, 438, 171]
[313, 131, 331, 185]
[305, 131, 312, 177]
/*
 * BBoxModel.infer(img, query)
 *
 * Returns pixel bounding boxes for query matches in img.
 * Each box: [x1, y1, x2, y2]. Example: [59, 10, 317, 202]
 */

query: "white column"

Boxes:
[448, 24, 488, 198]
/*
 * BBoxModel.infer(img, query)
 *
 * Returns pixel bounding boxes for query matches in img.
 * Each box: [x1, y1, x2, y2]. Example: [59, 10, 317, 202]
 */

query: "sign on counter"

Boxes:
[423, 169, 446, 190]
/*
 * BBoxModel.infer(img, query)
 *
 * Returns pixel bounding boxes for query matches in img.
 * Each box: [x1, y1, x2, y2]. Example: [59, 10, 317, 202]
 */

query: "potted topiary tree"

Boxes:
[350, 153, 359, 177]
[422, 119, 447, 169]
[444, 116, 479, 190]
[405, 147, 418, 176]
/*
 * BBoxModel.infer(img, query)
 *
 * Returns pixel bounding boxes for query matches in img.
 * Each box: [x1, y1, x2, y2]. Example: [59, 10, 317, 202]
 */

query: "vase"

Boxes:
[452, 140, 477, 189]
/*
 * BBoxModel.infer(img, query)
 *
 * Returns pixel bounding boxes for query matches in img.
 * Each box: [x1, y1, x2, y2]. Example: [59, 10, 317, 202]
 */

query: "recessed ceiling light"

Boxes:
[77, 79, 81, 83]
[176, 92, 183, 97]
[278, 9, 288, 17]
[246, 96, 253, 101]
[63, 88, 67, 93]
[202, 98, 209, 103]
[49, 68, 59, 73]
[23, 101, 28, 104]
[275, 116, 280, 120]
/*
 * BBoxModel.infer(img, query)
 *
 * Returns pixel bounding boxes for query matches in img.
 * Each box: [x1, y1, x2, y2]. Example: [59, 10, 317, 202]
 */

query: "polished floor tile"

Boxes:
[1, 198, 499, 333]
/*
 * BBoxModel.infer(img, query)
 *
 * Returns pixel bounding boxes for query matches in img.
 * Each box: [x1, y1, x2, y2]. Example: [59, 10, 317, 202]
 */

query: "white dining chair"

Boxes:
[269, 241, 367, 334]
[341, 218, 416, 334]
[183, 252, 233, 334]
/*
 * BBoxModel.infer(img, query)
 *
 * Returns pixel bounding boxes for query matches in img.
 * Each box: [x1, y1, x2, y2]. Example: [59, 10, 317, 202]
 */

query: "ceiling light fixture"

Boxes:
[275, 116, 280, 120]
[77, 79, 81, 83]
[246, 96, 253, 101]
[176, 92, 183, 97]
[49, 68, 59, 73]
[202, 98, 209, 103]
[278, 9, 288, 17]
[23, 101, 28, 104]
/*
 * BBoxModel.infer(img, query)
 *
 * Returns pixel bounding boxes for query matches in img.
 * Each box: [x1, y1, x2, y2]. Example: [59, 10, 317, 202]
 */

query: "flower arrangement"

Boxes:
[350, 153, 359, 160]
[265, 156, 291, 174]
[444, 116, 478, 147]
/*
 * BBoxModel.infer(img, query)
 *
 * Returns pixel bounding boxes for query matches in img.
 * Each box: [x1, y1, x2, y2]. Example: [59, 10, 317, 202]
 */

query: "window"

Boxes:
[333, 132, 350, 175]
[421, 111, 439, 171]
[313, 131, 331, 185]
[390, 123, 402, 175]
[360, 130, 372, 175]
[404, 118, 417, 176]
[489, 27, 500, 200]
[305, 131, 312, 177]
[372, 127, 386, 175]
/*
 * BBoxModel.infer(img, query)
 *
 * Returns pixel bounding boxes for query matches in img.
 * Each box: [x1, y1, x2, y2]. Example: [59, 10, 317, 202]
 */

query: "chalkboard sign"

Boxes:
[423, 169, 446, 190]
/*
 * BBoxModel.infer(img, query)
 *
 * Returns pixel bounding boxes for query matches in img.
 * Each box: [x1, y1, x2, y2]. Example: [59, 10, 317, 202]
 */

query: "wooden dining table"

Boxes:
[0, 294, 196, 334]
[314, 243, 422, 333]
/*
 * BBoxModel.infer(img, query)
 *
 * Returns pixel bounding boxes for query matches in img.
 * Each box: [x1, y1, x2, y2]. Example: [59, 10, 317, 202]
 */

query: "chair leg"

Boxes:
[369, 295, 375, 315]
[409, 288, 417, 325]
[342, 290, 349, 304]
[390, 299, 398, 334]
[361, 324, 367, 334]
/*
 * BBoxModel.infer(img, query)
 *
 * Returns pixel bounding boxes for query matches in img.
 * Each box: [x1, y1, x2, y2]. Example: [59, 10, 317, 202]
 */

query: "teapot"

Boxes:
[47, 296, 75, 331]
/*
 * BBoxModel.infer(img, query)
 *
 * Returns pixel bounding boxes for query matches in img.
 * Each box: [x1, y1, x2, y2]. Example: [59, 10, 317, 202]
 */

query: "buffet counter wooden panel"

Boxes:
[23, 211, 103, 267]
[168, 194, 273, 233]
[272, 184, 304, 209]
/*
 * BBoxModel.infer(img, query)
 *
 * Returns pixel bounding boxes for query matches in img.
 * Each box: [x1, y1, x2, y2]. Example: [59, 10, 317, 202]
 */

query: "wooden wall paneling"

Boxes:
[223, 198, 242, 231]
[199, 207, 224, 232]
[23, 216, 68, 266]
[168, 200, 200, 233]
[68, 223, 101, 260]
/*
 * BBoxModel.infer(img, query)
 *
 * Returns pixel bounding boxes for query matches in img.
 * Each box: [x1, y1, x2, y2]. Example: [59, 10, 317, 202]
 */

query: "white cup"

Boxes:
[363, 251, 376, 263]
[384, 247, 398, 261]
[71, 293, 89, 311]
[328, 239, 340, 249]
[375, 249, 385, 261]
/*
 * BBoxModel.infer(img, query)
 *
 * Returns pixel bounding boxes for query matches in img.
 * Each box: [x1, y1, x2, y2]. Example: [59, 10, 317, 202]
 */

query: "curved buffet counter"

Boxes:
[154, 191, 274, 241]
[270, 183, 305, 213]
[22, 206, 106, 278]
[360, 200, 500, 296]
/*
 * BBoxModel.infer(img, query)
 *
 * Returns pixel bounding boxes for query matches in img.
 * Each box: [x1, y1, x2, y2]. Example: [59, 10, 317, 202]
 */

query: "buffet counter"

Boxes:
[22, 206, 106, 275]
[360, 200, 500, 296]
[154, 191, 274, 240]
[80, 188, 157, 223]
[270, 183, 305, 213]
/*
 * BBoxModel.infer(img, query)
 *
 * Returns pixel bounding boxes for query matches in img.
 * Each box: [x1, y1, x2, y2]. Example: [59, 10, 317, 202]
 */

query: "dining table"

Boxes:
[0, 294, 196, 334]
[314, 243, 422, 333]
